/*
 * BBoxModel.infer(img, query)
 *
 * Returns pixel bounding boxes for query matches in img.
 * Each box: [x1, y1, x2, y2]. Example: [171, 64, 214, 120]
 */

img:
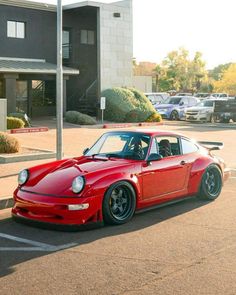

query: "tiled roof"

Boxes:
[0, 58, 80, 75]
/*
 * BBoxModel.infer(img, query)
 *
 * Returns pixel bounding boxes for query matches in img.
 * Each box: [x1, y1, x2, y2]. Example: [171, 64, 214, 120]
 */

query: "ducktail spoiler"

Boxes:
[198, 141, 224, 151]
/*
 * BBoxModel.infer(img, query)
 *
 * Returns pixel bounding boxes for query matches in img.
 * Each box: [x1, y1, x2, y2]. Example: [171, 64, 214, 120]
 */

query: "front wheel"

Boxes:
[170, 110, 179, 120]
[102, 181, 136, 225]
[197, 165, 222, 201]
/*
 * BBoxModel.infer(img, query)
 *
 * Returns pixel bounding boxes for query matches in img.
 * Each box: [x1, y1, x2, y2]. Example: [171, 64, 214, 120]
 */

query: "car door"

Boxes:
[141, 136, 190, 201]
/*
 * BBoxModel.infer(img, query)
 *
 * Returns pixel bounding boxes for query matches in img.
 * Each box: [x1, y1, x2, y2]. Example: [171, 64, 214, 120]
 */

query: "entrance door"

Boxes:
[16, 81, 28, 114]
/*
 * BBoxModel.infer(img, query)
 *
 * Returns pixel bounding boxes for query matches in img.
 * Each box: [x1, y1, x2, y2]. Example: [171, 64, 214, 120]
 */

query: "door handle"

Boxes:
[180, 160, 186, 165]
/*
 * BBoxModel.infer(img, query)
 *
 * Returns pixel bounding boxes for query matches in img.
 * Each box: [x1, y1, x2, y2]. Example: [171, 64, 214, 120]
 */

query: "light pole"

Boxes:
[56, 0, 63, 160]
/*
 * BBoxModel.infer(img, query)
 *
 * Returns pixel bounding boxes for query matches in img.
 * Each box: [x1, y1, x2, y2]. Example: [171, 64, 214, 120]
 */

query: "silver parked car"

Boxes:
[185, 99, 227, 122]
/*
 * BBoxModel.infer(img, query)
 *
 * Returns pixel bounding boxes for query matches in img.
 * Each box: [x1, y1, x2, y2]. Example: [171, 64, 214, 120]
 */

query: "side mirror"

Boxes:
[83, 148, 89, 155]
[147, 153, 162, 165]
[179, 101, 184, 106]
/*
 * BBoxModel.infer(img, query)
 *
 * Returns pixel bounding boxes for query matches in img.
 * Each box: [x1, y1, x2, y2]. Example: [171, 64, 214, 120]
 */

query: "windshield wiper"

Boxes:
[106, 153, 122, 159]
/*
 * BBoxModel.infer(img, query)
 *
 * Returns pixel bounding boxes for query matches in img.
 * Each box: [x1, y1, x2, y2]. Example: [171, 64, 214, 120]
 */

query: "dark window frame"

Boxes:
[63, 28, 72, 62]
[7, 20, 26, 39]
[80, 29, 95, 45]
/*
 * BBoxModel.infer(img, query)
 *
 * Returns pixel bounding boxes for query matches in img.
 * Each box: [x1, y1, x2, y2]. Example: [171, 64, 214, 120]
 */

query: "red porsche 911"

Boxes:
[12, 130, 230, 229]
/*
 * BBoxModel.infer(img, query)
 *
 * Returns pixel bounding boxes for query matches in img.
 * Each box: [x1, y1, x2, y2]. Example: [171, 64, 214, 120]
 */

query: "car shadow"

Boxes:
[0, 196, 210, 278]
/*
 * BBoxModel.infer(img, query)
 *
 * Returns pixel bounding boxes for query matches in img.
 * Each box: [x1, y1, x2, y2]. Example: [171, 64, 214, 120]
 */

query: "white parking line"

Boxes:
[0, 233, 77, 252]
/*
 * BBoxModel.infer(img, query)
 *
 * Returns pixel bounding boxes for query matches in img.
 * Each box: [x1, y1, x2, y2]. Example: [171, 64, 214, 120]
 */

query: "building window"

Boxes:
[63, 29, 71, 60]
[7, 21, 25, 38]
[80, 30, 95, 45]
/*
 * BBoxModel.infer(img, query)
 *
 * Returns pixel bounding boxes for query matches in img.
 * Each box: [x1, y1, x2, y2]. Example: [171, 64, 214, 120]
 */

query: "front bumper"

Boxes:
[156, 111, 169, 119]
[12, 188, 104, 229]
[186, 114, 209, 122]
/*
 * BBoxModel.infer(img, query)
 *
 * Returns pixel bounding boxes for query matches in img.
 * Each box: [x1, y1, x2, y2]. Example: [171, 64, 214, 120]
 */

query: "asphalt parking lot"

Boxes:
[0, 121, 236, 295]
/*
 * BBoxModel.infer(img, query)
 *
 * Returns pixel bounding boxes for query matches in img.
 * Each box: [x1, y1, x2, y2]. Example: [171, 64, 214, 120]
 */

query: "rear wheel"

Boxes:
[170, 110, 179, 120]
[102, 181, 136, 225]
[197, 165, 222, 200]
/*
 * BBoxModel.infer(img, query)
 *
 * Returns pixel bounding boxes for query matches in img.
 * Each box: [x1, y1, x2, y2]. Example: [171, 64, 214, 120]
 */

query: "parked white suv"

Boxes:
[185, 99, 226, 122]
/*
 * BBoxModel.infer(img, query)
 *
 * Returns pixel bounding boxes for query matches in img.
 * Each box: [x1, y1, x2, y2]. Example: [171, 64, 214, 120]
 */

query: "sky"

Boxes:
[30, 0, 236, 69]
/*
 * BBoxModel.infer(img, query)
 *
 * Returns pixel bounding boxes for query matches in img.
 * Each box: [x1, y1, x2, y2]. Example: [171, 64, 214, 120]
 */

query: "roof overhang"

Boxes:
[0, 0, 56, 12]
[0, 0, 124, 11]
[0, 58, 80, 75]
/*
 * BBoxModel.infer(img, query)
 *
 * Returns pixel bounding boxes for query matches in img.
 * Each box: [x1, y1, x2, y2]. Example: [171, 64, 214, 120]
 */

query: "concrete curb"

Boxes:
[103, 122, 163, 128]
[0, 196, 14, 210]
[0, 147, 56, 164]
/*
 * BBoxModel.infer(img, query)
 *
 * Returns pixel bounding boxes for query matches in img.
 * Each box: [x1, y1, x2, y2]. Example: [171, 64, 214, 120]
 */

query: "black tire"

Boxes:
[197, 164, 223, 201]
[102, 181, 136, 225]
[170, 110, 179, 120]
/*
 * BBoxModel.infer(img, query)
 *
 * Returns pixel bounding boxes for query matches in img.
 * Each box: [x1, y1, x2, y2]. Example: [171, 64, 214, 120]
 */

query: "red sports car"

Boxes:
[12, 130, 230, 229]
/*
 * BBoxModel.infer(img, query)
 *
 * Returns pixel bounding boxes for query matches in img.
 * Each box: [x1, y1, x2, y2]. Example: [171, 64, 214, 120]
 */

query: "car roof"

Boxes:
[107, 129, 183, 137]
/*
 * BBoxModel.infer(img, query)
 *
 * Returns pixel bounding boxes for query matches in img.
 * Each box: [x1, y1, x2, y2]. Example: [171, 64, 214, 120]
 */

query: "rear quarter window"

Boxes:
[181, 138, 199, 154]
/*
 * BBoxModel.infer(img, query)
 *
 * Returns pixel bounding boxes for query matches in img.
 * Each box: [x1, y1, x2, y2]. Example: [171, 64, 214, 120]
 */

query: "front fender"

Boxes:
[84, 172, 142, 203]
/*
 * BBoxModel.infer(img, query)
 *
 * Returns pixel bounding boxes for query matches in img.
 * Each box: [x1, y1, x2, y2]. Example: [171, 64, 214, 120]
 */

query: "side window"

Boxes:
[181, 138, 199, 154]
[156, 136, 181, 157]
[149, 137, 159, 154]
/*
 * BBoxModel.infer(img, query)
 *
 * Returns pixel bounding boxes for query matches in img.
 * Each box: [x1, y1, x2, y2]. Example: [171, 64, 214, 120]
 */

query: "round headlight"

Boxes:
[18, 169, 29, 185]
[72, 176, 85, 194]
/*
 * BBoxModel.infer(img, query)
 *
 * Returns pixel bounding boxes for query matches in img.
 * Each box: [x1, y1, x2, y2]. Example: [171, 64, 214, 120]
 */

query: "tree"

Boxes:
[209, 63, 232, 81]
[133, 61, 157, 76]
[154, 48, 208, 92]
[212, 63, 236, 95]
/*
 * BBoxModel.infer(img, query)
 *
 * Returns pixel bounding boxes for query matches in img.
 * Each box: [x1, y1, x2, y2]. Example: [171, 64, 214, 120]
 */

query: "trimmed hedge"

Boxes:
[101, 87, 161, 123]
[7, 117, 25, 129]
[0, 132, 20, 153]
[9, 112, 31, 127]
[65, 111, 96, 125]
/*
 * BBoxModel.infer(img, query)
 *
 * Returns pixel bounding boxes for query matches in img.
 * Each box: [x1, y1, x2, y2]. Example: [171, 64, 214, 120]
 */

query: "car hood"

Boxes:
[155, 104, 174, 109]
[186, 106, 213, 112]
[22, 157, 135, 196]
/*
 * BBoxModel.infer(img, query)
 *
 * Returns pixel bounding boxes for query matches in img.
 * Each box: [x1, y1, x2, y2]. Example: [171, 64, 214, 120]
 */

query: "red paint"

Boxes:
[103, 123, 135, 128]
[10, 127, 48, 134]
[138, 122, 163, 126]
[12, 130, 228, 227]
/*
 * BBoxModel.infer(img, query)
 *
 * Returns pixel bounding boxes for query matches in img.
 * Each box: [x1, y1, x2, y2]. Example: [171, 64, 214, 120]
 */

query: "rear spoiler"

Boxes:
[197, 141, 224, 151]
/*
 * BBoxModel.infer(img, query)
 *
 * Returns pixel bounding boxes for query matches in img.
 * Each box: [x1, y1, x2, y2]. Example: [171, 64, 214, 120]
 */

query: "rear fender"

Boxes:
[188, 157, 222, 195]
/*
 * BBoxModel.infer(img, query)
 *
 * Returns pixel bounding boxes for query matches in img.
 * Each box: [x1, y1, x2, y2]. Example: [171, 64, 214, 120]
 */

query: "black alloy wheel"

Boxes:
[103, 181, 136, 225]
[170, 110, 179, 120]
[197, 164, 222, 200]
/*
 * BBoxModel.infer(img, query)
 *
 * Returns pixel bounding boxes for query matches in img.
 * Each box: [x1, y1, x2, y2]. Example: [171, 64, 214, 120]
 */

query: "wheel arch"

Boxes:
[85, 172, 142, 206]
[188, 157, 223, 195]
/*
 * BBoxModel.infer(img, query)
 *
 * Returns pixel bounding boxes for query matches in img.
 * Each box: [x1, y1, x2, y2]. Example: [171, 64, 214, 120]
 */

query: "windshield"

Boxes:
[196, 100, 214, 107]
[85, 132, 151, 160]
[164, 97, 182, 105]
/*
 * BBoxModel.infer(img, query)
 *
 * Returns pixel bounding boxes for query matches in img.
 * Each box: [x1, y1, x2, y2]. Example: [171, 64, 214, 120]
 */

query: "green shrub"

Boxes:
[0, 132, 20, 153]
[9, 112, 31, 127]
[7, 117, 25, 129]
[102, 88, 135, 122]
[125, 109, 150, 123]
[146, 112, 162, 122]
[101, 87, 156, 122]
[65, 111, 96, 125]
